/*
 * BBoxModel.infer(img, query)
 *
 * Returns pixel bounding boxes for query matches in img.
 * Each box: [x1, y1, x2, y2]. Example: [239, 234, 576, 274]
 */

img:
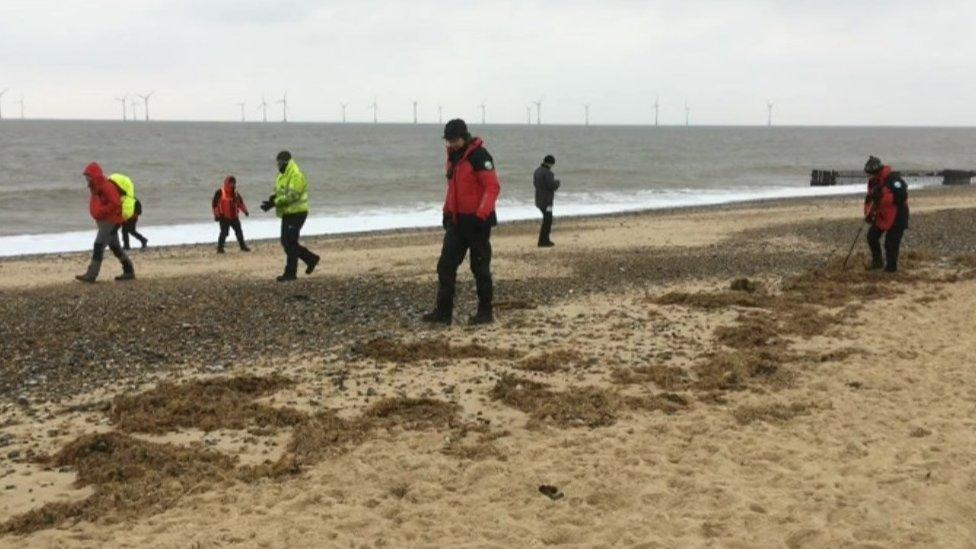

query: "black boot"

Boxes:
[305, 254, 320, 274]
[422, 299, 453, 325]
[276, 273, 297, 282]
[240, 244, 251, 252]
[217, 246, 225, 254]
[468, 303, 494, 325]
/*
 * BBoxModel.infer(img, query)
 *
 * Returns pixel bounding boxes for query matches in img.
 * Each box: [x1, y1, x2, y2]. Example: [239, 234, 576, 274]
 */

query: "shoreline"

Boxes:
[1, 183, 969, 265]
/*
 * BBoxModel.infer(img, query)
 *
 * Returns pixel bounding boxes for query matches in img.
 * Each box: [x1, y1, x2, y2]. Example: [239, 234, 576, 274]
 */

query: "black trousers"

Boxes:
[538, 206, 553, 244]
[121, 218, 147, 249]
[218, 218, 246, 249]
[436, 216, 493, 312]
[280, 212, 317, 276]
[867, 224, 905, 271]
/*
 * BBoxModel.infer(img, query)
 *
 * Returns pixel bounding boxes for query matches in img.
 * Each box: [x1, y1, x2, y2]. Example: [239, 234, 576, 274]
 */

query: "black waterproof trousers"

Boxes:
[121, 219, 147, 249]
[867, 224, 905, 272]
[435, 216, 493, 314]
[218, 218, 247, 250]
[538, 206, 553, 245]
[280, 212, 317, 276]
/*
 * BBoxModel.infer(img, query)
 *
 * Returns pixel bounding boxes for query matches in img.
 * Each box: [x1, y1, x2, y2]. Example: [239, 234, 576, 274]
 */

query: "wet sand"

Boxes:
[2, 186, 976, 547]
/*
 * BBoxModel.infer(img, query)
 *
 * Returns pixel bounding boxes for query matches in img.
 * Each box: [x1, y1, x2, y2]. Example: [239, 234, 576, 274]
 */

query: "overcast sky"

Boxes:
[2, 0, 974, 125]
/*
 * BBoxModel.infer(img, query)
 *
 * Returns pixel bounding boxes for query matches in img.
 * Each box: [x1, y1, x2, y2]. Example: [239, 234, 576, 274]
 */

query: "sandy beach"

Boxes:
[3, 186, 976, 548]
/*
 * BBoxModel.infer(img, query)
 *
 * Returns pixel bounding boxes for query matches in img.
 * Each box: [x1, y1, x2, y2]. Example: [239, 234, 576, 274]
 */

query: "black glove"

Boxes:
[442, 213, 453, 230]
[214, 216, 220, 222]
[260, 200, 273, 212]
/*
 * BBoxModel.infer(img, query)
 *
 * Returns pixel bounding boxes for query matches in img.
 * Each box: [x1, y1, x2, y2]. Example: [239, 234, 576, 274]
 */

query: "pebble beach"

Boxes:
[2, 186, 976, 547]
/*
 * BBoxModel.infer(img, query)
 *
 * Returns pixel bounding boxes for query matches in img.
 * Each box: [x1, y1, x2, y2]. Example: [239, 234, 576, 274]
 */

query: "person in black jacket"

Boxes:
[533, 154, 560, 247]
[863, 155, 909, 272]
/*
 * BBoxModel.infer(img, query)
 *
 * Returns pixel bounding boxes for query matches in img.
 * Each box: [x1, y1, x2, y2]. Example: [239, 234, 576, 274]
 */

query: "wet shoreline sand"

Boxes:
[2, 186, 976, 547]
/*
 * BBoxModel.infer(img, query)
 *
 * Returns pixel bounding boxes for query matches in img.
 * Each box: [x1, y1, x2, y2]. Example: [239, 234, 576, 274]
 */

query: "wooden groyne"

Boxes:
[810, 169, 975, 186]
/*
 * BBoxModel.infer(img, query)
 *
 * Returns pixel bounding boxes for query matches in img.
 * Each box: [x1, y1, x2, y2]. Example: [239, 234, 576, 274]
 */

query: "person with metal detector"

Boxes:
[421, 119, 501, 326]
[863, 155, 909, 272]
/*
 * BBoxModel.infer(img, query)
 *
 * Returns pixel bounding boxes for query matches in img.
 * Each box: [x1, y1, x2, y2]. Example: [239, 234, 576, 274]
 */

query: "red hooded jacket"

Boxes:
[864, 166, 908, 231]
[212, 177, 249, 220]
[442, 138, 501, 221]
[84, 162, 123, 225]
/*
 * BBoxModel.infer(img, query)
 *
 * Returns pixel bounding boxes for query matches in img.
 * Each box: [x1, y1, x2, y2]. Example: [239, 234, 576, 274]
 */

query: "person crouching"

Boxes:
[863, 155, 909, 272]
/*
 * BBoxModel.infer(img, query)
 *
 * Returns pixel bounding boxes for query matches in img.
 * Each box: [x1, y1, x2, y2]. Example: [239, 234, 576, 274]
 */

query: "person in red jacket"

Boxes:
[212, 176, 251, 253]
[76, 162, 135, 282]
[422, 119, 501, 325]
[863, 155, 910, 272]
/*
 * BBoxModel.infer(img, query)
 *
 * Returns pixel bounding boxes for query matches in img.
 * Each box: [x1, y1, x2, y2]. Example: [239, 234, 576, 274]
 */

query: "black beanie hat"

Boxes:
[276, 150, 292, 162]
[442, 119, 469, 140]
[544, 154, 556, 165]
[864, 155, 883, 175]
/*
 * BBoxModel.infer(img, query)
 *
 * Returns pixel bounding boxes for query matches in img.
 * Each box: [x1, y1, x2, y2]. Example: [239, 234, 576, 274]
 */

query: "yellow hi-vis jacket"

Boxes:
[109, 173, 137, 221]
[274, 160, 309, 217]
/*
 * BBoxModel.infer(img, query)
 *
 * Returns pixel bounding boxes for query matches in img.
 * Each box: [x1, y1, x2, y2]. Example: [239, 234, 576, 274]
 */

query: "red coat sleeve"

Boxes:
[475, 169, 500, 220]
[237, 193, 249, 215]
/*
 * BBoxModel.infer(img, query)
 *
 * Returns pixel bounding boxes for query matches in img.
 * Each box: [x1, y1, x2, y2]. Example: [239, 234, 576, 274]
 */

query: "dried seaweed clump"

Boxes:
[110, 375, 306, 434]
[353, 337, 519, 363]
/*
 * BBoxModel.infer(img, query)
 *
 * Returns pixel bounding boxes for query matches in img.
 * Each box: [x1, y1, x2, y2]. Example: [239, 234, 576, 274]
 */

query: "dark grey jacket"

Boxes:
[533, 164, 560, 209]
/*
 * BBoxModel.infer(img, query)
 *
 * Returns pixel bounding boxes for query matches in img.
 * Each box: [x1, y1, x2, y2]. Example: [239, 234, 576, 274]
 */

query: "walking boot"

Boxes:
[306, 254, 321, 274]
[140, 238, 148, 250]
[276, 273, 297, 282]
[76, 260, 101, 283]
[421, 300, 453, 326]
[240, 244, 251, 252]
[115, 260, 135, 281]
[538, 241, 555, 248]
[217, 246, 225, 254]
[468, 304, 494, 326]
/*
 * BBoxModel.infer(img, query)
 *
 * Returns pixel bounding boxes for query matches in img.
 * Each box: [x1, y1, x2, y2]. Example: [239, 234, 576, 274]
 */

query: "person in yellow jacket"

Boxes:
[260, 151, 320, 282]
[109, 173, 148, 250]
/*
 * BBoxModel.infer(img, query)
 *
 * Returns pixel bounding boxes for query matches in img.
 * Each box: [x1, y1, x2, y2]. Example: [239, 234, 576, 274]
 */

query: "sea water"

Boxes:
[0, 121, 969, 256]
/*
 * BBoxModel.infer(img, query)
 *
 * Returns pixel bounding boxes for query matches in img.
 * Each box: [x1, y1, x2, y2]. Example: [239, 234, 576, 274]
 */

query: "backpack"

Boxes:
[109, 173, 137, 221]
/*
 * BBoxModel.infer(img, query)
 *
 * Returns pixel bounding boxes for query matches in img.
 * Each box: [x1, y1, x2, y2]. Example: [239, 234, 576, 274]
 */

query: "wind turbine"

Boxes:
[115, 94, 128, 121]
[18, 96, 24, 119]
[237, 101, 246, 122]
[340, 102, 347, 123]
[584, 104, 590, 126]
[137, 92, 154, 121]
[411, 100, 418, 124]
[0, 88, 8, 120]
[526, 104, 532, 125]
[257, 95, 269, 122]
[437, 104, 443, 124]
[653, 96, 660, 127]
[370, 99, 378, 124]
[766, 100, 774, 127]
[477, 101, 486, 125]
[533, 97, 543, 125]
[130, 98, 140, 121]
[684, 101, 690, 126]
[277, 91, 288, 123]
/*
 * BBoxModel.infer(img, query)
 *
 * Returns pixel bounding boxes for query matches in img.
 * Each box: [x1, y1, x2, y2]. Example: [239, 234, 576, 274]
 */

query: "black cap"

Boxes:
[544, 155, 556, 165]
[442, 119, 469, 140]
[276, 150, 292, 162]
[864, 155, 883, 175]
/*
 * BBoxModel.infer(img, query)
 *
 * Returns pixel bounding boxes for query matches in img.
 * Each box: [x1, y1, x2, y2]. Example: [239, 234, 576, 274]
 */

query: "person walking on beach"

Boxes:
[260, 151, 320, 282]
[109, 173, 148, 250]
[212, 175, 251, 253]
[120, 197, 148, 250]
[422, 119, 501, 326]
[76, 162, 136, 282]
[533, 154, 560, 247]
[863, 155, 909, 272]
